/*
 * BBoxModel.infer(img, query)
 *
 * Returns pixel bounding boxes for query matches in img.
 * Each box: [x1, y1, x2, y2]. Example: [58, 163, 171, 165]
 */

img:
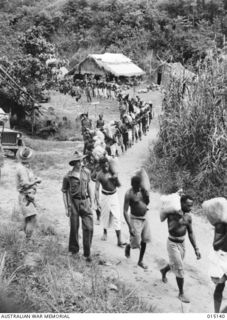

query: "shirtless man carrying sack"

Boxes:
[95, 157, 125, 247]
[123, 175, 151, 269]
[160, 194, 201, 303]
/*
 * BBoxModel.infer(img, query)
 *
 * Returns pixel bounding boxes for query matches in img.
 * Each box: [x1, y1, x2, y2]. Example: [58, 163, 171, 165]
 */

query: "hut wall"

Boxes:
[79, 59, 105, 76]
[160, 64, 172, 88]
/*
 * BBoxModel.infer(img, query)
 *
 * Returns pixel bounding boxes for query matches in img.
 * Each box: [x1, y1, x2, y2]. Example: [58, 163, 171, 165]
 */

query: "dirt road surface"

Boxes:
[89, 108, 219, 313]
[0, 91, 224, 313]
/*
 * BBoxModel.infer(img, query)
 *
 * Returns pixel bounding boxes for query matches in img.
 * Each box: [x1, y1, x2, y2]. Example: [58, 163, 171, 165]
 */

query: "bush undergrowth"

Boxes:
[147, 55, 227, 202]
[0, 223, 153, 313]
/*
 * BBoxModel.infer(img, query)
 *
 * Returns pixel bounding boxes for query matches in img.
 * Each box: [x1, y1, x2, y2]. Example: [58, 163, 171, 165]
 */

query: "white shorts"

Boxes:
[100, 192, 121, 230]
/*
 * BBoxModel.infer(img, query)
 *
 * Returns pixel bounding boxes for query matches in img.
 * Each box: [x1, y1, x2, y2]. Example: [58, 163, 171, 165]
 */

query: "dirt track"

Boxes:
[0, 91, 225, 313]
[87, 105, 220, 313]
[90, 115, 217, 313]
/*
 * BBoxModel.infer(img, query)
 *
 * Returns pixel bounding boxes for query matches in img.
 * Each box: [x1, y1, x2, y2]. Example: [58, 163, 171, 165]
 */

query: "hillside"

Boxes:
[0, 0, 227, 314]
[0, 0, 226, 71]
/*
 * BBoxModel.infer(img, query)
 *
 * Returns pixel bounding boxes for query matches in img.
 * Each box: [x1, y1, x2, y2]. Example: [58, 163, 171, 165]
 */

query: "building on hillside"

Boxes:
[156, 62, 198, 106]
[69, 53, 145, 81]
[156, 62, 197, 88]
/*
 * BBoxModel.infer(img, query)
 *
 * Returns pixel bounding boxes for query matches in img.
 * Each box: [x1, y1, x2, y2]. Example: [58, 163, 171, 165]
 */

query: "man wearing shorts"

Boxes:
[160, 194, 201, 303]
[95, 157, 125, 247]
[123, 175, 151, 269]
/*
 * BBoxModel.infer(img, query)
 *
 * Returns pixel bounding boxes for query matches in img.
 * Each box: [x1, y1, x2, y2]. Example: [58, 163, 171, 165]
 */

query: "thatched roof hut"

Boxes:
[157, 62, 197, 87]
[75, 53, 145, 78]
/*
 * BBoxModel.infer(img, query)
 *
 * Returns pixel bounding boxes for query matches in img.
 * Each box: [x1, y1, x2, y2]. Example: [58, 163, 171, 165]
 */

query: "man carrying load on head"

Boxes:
[123, 175, 151, 269]
[160, 195, 201, 303]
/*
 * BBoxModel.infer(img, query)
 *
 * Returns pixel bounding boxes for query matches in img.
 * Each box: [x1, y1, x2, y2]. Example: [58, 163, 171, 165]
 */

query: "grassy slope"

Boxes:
[0, 220, 153, 312]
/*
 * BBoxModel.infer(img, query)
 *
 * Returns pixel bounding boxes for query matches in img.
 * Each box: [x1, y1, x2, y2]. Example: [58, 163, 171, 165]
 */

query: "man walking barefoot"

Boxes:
[95, 157, 125, 247]
[123, 176, 151, 269]
[160, 194, 201, 303]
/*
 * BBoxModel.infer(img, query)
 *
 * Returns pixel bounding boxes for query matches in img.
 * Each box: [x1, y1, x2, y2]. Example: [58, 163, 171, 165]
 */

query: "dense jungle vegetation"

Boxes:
[0, 0, 227, 200]
[0, 0, 227, 71]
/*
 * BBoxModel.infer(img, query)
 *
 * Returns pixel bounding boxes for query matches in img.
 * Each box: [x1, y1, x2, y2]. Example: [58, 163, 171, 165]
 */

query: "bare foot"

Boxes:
[118, 242, 126, 248]
[101, 234, 107, 241]
[160, 269, 168, 283]
[138, 261, 148, 269]
[125, 244, 130, 258]
[178, 293, 190, 303]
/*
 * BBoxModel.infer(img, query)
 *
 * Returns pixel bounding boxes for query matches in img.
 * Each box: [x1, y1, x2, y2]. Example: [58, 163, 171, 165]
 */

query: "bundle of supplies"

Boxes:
[160, 192, 181, 221]
[202, 197, 227, 225]
[134, 168, 150, 191]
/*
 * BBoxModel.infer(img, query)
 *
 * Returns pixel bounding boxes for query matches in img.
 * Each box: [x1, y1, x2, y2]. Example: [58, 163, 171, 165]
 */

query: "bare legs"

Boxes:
[160, 265, 190, 303]
[160, 265, 170, 283]
[214, 282, 225, 313]
[101, 229, 125, 247]
[138, 242, 148, 269]
[125, 241, 147, 269]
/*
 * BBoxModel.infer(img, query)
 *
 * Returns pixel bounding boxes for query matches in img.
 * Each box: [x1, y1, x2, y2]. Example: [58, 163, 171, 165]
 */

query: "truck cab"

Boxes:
[0, 120, 24, 157]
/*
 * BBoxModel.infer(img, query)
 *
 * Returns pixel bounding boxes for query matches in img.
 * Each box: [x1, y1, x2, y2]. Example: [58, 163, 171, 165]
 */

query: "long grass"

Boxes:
[147, 56, 226, 202]
[0, 222, 154, 313]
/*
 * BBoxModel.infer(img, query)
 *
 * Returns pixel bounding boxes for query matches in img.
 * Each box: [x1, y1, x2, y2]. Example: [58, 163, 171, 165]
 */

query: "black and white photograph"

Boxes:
[0, 0, 227, 315]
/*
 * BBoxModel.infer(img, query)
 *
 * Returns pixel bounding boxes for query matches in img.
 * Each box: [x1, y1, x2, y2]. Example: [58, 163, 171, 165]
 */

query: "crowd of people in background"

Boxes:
[57, 76, 136, 103]
[80, 93, 153, 162]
